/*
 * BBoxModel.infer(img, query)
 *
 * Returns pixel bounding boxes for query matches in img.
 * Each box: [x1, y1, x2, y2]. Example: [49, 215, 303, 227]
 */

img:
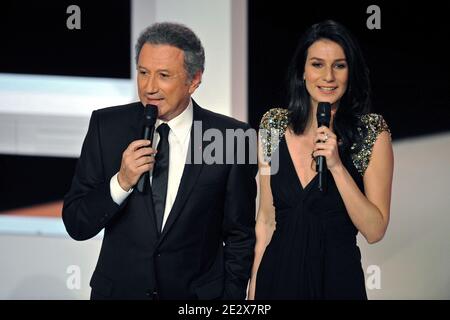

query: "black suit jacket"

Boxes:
[62, 100, 257, 300]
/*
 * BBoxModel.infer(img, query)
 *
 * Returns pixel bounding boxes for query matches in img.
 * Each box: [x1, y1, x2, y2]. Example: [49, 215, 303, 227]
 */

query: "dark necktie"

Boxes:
[152, 123, 170, 233]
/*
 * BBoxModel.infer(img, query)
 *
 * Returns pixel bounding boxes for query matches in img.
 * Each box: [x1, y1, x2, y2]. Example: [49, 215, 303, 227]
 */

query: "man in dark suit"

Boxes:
[62, 22, 257, 300]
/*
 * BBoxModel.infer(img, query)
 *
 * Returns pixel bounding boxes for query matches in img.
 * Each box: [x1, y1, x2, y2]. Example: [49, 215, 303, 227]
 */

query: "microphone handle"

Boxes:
[316, 121, 329, 192]
[137, 125, 156, 193]
[317, 156, 327, 192]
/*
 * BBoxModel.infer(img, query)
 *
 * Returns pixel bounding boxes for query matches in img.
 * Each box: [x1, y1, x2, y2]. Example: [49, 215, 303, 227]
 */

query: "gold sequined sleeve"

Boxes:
[351, 113, 391, 175]
[259, 108, 289, 163]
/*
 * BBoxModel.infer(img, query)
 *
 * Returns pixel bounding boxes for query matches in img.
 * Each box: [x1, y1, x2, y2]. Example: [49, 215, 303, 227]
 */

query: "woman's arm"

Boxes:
[247, 145, 276, 299]
[314, 129, 394, 244]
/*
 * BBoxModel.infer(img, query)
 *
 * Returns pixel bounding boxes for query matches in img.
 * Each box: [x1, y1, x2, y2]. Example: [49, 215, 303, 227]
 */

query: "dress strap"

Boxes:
[350, 113, 391, 175]
[259, 108, 290, 163]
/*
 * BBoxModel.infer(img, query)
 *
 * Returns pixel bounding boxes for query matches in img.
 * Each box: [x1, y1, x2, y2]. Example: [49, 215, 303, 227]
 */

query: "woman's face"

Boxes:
[304, 39, 349, 108]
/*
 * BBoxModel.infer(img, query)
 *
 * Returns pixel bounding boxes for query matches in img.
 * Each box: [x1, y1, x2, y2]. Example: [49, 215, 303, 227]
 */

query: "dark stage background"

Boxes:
[0, 1, 130, 78]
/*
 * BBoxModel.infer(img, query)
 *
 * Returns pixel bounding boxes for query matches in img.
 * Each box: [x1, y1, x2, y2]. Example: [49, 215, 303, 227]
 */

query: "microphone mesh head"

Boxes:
[144, 104, 158, 126]
[317, 102, 331, 127]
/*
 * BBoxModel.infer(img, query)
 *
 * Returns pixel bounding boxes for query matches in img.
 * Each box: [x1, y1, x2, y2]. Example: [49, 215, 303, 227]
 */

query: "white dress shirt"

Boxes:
[110, 99, 193, 230]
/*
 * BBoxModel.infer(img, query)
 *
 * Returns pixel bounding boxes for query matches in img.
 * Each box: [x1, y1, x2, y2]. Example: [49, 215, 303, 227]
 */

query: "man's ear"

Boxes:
[188, 71, 202, 94]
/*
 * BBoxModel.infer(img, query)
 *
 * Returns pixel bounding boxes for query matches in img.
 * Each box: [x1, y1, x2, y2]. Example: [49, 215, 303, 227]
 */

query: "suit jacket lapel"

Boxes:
[156, 102, 207, 244]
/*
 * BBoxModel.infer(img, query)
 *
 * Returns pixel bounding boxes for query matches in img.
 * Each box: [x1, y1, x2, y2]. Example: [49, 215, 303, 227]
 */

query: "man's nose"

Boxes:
[145, 75, 159, 94]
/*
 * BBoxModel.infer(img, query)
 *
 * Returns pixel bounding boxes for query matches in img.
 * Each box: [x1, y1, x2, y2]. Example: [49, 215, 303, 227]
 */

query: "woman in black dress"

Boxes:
[248, 20, 394, 300]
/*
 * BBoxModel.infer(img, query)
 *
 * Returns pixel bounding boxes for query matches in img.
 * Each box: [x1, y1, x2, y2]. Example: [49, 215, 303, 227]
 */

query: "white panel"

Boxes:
[15, 115, 89, 157]
[0, 114, 17, 153]
[130, 0, 156, 98]
[358, 132, 450, 299]
[0, 234, 101, 299]
[231, 0, 248, 122]
[0, 73, 134, 117]
[155, 0, 232, 117]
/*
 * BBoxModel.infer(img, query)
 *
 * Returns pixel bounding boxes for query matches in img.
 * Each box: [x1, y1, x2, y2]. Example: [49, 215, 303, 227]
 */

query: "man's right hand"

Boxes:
[117, 139, 157, 191]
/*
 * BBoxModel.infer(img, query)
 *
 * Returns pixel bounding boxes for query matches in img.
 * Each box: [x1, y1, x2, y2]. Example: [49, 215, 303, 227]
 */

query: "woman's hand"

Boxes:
[312, 126, 343, 172]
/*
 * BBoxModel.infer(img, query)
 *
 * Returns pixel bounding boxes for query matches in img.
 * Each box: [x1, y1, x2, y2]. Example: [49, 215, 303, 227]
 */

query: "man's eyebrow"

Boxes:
[137, 66, 171, 72]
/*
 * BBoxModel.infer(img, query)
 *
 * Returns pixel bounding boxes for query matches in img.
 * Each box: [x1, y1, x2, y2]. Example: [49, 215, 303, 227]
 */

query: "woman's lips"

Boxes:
[317, 86, 337, 94]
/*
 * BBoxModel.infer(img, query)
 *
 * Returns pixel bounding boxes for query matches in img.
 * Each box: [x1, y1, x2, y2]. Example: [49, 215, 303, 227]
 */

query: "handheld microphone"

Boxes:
[137, 104, 158, 193]
[316, 102, 331, 192]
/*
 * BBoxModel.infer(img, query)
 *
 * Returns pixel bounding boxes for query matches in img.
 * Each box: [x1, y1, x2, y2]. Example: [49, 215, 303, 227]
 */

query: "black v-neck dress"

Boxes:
[255, 108, 390, 300]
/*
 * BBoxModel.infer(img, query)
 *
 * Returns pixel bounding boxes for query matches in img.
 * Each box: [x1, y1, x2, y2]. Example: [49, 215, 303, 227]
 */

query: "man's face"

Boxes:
[137, 43, 202, 121]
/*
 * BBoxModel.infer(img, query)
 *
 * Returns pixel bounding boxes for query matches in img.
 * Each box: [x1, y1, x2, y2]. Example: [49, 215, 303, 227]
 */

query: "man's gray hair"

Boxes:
[135, 22, 205, 80]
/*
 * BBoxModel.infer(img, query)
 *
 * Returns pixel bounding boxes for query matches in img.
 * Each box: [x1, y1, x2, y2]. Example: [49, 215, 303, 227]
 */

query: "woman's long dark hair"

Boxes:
[287, 20, 371, 154]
